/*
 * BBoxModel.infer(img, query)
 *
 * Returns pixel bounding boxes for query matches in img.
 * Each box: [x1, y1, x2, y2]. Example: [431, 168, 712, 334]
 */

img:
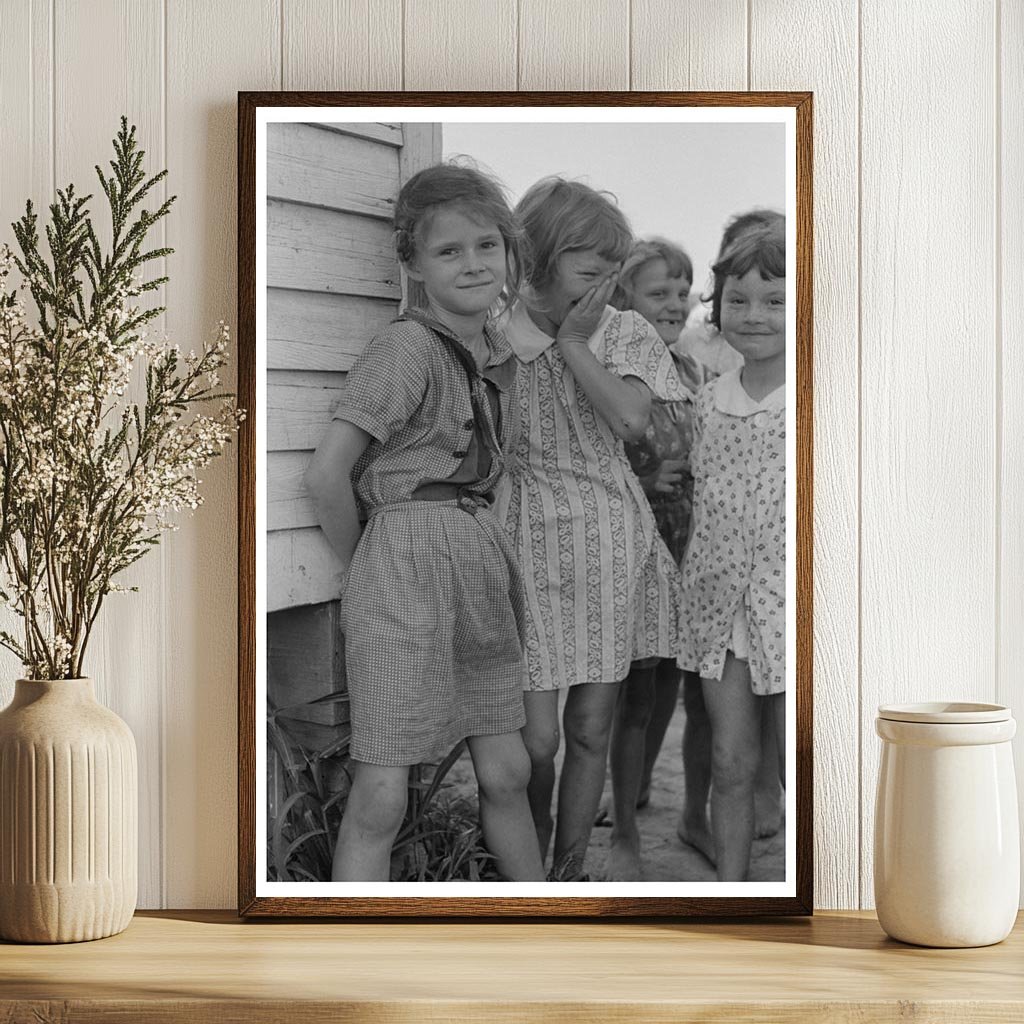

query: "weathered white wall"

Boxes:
[0, 0, 1019, 910]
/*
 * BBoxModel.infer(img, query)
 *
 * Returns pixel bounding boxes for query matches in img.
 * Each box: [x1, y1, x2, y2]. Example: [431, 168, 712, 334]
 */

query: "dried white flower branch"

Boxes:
[0, 118, 243, 679]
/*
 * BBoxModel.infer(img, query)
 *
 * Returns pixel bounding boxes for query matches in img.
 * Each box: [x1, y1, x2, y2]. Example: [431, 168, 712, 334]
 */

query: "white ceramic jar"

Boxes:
[874, 702, 1019, 947]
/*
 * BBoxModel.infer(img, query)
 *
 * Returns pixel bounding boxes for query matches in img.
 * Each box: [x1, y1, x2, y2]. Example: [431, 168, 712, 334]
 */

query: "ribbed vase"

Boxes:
[0, 678, 137, 943]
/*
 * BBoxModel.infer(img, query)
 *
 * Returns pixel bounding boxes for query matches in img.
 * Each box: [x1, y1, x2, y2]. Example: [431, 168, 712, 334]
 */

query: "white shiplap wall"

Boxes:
[0, 0, 1018, 911]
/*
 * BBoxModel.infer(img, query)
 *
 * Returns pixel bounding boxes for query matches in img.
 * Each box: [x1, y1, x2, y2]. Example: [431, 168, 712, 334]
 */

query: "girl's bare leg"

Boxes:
[701, 654, 762, 882]
[677, 671, 714, 863]
[637, 658, 681, 807]
[521, 689, 561, 864]
[754, 701, 783, 837]
[771, 690, 786, 786]
[553, 681, 621, 879]
[332, 762, 409, 881]
[468, 732, 546, 881]
[607, 661, 658, 880]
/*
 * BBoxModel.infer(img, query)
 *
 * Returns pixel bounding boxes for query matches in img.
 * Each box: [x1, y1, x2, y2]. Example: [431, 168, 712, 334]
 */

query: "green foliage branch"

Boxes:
[0, 117, 242, 679]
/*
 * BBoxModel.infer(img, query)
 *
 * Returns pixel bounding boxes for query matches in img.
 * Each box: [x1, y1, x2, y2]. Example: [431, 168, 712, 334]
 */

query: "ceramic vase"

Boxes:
[0, 678, 137, 943]
[874, 702, 1019, 948]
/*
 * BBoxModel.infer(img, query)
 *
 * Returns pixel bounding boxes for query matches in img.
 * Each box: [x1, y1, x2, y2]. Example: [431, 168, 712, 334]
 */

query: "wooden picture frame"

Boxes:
[238, 91, 813, 917]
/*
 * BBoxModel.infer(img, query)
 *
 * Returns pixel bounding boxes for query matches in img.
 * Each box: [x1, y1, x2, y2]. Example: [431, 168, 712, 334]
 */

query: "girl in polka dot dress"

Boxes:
[680, 223, 787, 882]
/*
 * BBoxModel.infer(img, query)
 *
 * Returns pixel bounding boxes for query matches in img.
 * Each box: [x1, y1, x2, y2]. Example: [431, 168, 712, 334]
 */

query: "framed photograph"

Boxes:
[238, 91, 813, 917]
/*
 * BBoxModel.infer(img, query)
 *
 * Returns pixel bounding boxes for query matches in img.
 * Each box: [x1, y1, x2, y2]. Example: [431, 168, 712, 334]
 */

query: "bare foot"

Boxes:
[677, 810, 716, 866]
[606, 830, 642, 881]
[754, 782, 783, 839]
[636, 784, 651, 810]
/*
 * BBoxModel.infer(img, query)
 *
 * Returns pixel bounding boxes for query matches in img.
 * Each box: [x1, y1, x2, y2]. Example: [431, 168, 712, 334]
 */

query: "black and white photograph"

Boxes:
[240, 95, 811, 916]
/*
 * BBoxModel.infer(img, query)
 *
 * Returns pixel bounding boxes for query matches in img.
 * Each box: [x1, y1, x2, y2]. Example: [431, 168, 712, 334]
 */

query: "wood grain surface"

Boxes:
[1, 911, 1023, 1023]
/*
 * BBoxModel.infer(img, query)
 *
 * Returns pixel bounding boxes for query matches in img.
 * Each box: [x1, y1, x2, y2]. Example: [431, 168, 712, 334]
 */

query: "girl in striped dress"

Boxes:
[305, 164, 544, 883]
[495, 179, 691, 879]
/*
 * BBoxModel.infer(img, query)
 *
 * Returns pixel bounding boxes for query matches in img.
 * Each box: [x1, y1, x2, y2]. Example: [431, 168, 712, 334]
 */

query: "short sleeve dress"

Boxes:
[333, 310, 528, 765]
[680, 369, 786, 696]
[495, 304, 692, 692]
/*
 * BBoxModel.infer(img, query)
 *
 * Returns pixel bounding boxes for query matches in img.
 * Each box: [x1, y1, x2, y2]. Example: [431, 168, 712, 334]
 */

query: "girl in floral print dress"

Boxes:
[604, 237, 706, 881]
[680, 223, 787, 882]
[496, 179, 690, 879]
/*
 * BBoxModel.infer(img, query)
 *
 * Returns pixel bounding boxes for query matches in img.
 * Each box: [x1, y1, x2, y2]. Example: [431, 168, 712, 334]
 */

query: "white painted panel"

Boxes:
[404, 0, 516, 90]
[860, 0, 997, 908]
[1000, 0, 1024, 904]
[53, 0, 166, 909]
[519, 0, 629, 90]
[751, 1, 860, 910]
[283, 0, 401, 90]
[0, 0, 51, 223]
[165, 0, 280, 909]
[267, 199, 401, 299]
[267, 288, 395, 371]
[0, 0, 52, 697]
[267, 122, 399, 218]
[631, 0, 746, 90]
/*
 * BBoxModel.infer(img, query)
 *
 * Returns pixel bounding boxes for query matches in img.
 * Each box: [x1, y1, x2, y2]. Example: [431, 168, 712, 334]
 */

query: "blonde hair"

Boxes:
[514, 177, 633, 292]
[614, 237, 693, 310]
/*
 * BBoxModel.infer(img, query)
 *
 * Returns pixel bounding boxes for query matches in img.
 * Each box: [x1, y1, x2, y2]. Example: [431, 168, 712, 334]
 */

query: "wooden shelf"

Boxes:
[2, 910, 1022, 1022]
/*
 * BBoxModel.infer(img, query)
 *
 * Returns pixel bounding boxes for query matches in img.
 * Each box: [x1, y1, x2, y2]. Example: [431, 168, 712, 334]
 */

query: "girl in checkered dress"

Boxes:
[304, 164, 544, 882]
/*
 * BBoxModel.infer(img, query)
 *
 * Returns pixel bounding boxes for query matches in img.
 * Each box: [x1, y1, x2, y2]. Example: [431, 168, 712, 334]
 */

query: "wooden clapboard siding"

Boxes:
[314, 122, 404, 146]
[268, 529, 345, 613]
[266, 199, 401, 298]
[267, 371, 346, 452]
[267, 289, 396, 371]
[269, 450, 320, 532]
[267, 122, 399, 218]
[267, 121, 441, 610]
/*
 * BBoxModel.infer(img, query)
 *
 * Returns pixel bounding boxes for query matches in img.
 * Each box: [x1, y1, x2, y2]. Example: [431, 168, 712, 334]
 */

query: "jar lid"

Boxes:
[877, 701, 1011, 724]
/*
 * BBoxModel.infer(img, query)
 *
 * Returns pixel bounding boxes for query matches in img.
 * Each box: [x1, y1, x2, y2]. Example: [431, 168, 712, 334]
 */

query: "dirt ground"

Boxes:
[447, 693, 786, 882]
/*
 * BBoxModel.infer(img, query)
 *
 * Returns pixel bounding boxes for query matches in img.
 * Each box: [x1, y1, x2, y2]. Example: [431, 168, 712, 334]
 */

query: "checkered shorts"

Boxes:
[341, 501, 527, 766]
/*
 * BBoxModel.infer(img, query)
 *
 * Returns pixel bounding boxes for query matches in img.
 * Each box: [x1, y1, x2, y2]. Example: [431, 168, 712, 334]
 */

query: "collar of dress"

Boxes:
[502, 300, 618, 363]
[714, 367, 786, 415]
[394, 308, 516, 391]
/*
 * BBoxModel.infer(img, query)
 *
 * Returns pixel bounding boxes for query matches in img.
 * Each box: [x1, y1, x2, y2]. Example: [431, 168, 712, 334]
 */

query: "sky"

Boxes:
[443, 121, 786, 298]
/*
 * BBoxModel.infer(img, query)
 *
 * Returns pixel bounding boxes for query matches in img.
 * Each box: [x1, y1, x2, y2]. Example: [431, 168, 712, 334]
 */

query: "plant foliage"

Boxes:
[0, 117, 241, 678]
